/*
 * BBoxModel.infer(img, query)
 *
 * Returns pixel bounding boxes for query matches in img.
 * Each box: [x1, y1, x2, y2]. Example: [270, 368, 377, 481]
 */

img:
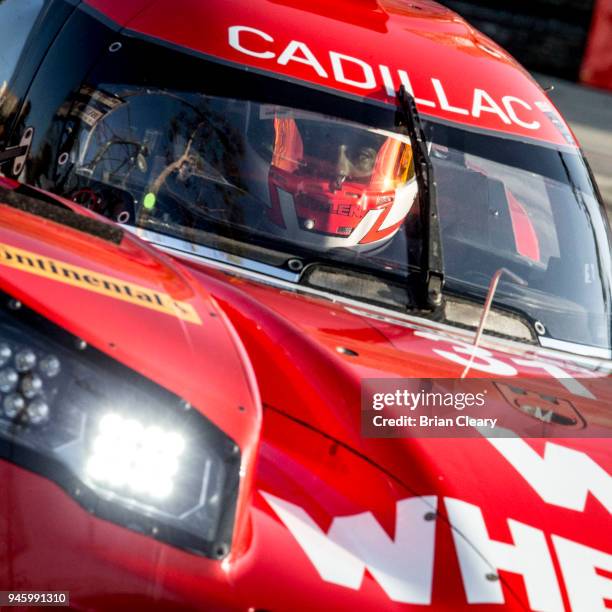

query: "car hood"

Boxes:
[1, 192, 609, 610]
[181, 255, 611, 610]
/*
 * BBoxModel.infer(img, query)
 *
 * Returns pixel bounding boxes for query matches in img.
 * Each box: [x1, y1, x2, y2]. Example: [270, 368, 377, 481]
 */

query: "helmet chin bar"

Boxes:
[273, 179, 417, 253]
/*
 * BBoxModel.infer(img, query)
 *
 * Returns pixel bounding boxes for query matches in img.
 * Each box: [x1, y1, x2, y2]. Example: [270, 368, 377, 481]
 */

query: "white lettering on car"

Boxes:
[228, 25, 275, 59]
[471, 88, 511, 125]
[277, 40, 329, 78]
[228, 25, 544, 130]
[264, 491, 611, 608]
[552, 536, 612, 611]
[414, 330, 518, 376]
[485, 437, 612, 513]
[261, 492, 438, 604]
[502, 96, 541, 130]
[434, 344, 518, 376]
[379, 64, 437, 107]
[330, 52, 376, 89]
[431, 78, 469, 116]
[412, 330, 598, 400]
[445, 498, 564, 611]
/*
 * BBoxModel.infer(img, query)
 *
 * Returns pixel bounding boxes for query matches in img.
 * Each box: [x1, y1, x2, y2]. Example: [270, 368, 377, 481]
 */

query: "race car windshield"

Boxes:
[35, 40, 611, 357]
[60, 93, 419, 259]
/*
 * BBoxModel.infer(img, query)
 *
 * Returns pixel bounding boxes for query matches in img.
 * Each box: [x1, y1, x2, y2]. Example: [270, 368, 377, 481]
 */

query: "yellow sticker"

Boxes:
[0, 242, 202, 325]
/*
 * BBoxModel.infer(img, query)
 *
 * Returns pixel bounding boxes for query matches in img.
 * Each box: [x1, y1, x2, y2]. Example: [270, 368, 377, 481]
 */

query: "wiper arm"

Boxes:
[396, 86, 444, 309]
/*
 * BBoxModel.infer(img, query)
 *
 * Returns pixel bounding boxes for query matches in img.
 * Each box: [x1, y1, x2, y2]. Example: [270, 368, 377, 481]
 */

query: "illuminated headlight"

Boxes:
[87, 414, 185, 500]
[0, 294, 240, 558]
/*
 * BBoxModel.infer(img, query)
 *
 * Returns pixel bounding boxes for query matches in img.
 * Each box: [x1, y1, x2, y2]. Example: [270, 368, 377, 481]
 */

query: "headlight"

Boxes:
[0, 293, 240, 559]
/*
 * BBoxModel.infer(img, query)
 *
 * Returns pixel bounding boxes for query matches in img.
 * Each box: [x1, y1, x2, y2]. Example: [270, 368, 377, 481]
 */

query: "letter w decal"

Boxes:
[261, 492, 437, 604]
[486, 438, 612, 513]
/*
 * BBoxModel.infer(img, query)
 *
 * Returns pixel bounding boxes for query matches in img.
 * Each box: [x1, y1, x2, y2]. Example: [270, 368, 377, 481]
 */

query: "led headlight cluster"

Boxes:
[0, 295, 240, 559]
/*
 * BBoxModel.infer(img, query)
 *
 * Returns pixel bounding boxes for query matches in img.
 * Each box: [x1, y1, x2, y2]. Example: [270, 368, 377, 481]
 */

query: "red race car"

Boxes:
[0, 0, 610, 610]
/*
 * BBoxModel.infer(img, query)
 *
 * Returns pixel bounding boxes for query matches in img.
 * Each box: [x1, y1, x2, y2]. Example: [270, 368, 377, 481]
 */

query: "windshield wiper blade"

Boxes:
[396, 86, 444, 309]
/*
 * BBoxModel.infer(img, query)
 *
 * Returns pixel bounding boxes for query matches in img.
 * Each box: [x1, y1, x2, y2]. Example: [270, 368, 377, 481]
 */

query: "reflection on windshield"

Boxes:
[45, 78, 611, 355]
[427, 124, 611, 354]
[55, 88, 421, 267]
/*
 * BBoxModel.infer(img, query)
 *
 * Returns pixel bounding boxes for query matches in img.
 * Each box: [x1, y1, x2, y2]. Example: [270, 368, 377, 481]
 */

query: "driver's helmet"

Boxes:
[246, 105, 418, 252]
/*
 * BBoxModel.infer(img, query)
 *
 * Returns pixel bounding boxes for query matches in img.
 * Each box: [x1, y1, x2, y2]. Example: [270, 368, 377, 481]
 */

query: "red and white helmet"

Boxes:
[245, 105, 418, 252]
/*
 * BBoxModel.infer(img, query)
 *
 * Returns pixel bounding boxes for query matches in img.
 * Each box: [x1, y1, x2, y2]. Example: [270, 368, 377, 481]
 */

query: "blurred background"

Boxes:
[437, 0, 612, 218]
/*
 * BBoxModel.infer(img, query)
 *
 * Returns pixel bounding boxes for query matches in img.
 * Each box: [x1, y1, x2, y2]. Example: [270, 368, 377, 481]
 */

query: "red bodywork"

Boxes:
[0, 1, 610, 611]
[86, 0, 578, 148]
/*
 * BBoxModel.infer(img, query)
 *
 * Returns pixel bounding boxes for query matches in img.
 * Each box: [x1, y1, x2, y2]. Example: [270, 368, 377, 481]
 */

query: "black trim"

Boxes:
[0, 185, 124, 245]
